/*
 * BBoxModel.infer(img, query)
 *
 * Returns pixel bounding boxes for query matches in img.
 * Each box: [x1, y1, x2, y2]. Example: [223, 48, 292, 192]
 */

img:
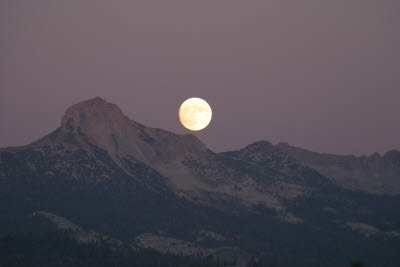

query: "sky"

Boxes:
[1, 0, 399, 155]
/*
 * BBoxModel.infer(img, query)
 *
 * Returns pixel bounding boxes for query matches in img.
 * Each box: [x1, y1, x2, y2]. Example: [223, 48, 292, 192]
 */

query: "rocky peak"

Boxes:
[59, 97, 207, 165]
[61, 97, 132, 133]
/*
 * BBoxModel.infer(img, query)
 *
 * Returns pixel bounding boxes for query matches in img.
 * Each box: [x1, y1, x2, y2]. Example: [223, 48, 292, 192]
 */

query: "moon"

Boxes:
[179, 97, 212, 131]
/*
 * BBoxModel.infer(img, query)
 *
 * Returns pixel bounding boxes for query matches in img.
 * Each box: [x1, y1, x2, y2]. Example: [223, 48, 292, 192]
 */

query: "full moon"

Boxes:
[179, 97, 212, 131]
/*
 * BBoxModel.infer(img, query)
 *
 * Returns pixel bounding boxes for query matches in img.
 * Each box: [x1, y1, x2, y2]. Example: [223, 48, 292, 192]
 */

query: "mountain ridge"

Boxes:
[1, 97, 400, 266]
[3, 97, 399, 196]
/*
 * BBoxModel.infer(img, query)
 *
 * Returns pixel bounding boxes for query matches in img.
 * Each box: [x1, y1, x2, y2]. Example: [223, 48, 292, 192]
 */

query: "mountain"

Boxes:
[1, 97, 400, 267]
[275, 142, 400, 195]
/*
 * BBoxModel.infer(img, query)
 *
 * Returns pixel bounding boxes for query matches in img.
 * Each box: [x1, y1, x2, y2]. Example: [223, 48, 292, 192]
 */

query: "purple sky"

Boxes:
[1, 1, 399, 155]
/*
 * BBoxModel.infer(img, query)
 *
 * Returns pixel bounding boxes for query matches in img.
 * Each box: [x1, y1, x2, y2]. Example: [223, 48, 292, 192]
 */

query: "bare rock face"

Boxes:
[60, 97, 207, 166]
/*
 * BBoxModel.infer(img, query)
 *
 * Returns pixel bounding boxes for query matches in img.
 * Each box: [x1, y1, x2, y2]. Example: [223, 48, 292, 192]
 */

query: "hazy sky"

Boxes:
[1, 1, 399, 155]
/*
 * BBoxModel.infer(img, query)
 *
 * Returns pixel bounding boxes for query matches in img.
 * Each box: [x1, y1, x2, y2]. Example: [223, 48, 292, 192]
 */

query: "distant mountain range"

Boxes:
[1, 97, 399, 266]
